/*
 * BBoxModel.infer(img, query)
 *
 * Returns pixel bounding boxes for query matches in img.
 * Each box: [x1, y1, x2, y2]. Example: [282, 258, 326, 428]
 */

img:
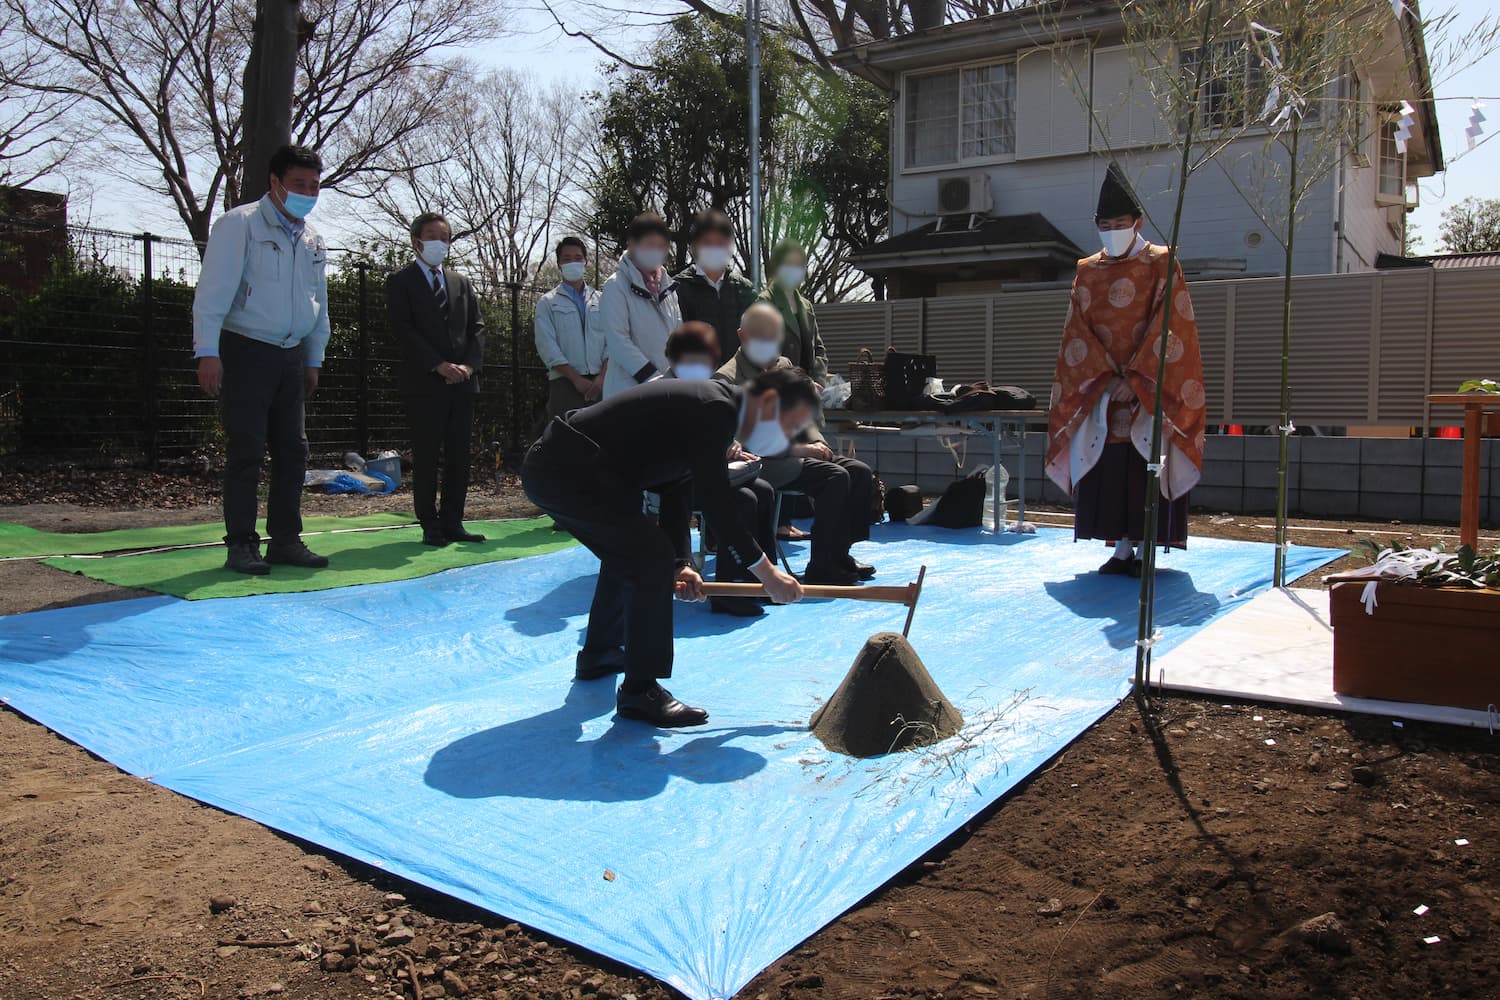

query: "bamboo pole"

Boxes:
[1134, 0, 1216, 697]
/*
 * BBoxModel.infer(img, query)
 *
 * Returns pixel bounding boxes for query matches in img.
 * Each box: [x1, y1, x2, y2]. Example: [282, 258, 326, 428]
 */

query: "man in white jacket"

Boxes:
[534, 236, 606, 419]
[596, 212, 681, 398]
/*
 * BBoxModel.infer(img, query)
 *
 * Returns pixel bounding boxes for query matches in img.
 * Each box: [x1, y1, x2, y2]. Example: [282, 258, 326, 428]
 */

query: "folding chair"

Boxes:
[770, 489, 806, 573]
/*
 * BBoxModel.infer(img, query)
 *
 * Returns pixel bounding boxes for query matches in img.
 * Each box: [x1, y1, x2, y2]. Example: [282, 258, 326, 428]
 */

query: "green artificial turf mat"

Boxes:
[41, 517, 574, 599]
[0, 513, 416, 559]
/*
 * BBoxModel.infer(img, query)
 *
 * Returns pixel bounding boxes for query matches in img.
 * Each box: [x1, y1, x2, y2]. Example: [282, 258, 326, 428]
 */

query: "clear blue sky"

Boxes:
[1405, 0, 1500, 248]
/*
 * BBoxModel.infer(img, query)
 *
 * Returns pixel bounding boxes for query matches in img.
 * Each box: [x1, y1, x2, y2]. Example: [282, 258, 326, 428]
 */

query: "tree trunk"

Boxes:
[239, 0, 301, 207]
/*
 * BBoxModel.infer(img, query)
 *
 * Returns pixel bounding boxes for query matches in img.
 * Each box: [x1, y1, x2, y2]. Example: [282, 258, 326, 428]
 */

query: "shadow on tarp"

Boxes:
[427, 682, 796, 802]
[1044, 569, 1221, 649]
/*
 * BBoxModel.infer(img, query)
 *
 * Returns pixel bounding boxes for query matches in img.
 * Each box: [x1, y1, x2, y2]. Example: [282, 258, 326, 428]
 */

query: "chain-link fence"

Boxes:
[0, 215, 552, 468]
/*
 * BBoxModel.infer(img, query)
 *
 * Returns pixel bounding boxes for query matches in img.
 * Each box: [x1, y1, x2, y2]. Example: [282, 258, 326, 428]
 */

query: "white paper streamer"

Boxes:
[1394, 100, 1416, 155]
[1467, 102, 1487, 150]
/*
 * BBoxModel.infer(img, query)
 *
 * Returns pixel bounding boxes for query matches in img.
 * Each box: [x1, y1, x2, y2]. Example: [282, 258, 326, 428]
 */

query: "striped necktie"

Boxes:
[430, 267, 448, 315]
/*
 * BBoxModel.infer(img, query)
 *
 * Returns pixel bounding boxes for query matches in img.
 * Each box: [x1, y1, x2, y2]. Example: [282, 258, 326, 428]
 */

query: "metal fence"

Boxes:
[0, 216, 553, 467]
[816, 266, 1500, 428]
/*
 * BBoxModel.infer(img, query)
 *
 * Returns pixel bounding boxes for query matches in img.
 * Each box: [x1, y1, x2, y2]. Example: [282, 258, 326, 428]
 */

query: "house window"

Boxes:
[1377, 114, 1406, 201]
[1179, 40, 1267, 131]
[1347, 73, 1370, 164]
[905, 62, 1015, 167]
[960, 64, 1016, 158]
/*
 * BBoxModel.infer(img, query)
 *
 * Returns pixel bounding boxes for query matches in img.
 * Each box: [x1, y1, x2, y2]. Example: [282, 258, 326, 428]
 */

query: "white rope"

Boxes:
[1134, 629, 1163, 651]
[1279, 422, 1297, 435]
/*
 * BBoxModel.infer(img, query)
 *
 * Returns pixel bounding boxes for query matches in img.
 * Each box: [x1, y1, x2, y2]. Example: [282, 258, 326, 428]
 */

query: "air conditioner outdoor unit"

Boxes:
[936, 173, 993, 216]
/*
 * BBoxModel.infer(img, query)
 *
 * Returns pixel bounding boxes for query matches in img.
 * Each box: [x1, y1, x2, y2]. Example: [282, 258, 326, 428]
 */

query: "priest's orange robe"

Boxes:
[1045, 242, 1206, 502]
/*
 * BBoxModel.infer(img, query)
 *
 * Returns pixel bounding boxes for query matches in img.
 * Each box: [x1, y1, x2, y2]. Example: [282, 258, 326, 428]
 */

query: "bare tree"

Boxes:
[0, 18, 81, 188]
[541, 0, 1050, 70]
[356, 69, 582, 288]
[0, 0, 510, 246]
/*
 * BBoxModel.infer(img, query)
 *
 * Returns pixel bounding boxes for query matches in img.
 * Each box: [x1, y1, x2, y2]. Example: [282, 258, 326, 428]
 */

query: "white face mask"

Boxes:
[418, 240, 449, 268]
[694, 245, 731, 273]
[560, 261, 587, 283]
[633, 247, 667, 272]
[673, 362, 714, 381]
[744, 338, 781, 367]
[743, 396, 791, 456]
[1099, 228, 1137, 258]
[776, 264, 806, 288]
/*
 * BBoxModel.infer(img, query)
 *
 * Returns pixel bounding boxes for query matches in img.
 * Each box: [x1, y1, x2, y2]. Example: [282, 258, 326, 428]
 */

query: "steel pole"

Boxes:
[747, 0, 762, 286]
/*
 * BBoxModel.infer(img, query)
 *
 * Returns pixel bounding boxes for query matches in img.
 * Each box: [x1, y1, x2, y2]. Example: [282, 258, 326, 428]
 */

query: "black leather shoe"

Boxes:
[709, 595, 765, 617]
[575, 647, 626, 681]
[264, 540, 328, 569]
[802, 561, 861, 586]
[843, 556, 877, 580]
[444, 528, 487, 543]
[1098, 556, 1143, 577]
[616, 684, 709, 727]
[225, 542, 270, 576]
[422, 529, 451, 547]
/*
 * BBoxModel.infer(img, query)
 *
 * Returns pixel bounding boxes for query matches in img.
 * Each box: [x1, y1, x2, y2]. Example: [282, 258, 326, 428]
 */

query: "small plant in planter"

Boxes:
[1349, 540, 1500, 590]
[1456, 378, 1500, 395]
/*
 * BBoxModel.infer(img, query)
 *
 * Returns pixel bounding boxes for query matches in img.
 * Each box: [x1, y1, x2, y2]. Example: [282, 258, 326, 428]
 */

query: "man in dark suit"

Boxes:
[521, 370, 812, 727]
[387, 212, 486, 546]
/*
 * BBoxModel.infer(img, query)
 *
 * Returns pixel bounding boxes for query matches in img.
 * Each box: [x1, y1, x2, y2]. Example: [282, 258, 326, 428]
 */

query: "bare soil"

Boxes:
[2, 478, 1497, 1000]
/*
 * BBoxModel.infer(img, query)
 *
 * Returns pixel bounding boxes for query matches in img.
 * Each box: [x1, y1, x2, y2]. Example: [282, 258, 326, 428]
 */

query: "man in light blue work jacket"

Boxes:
[192, 144, 331, 576]
[534, 236, 607, 419]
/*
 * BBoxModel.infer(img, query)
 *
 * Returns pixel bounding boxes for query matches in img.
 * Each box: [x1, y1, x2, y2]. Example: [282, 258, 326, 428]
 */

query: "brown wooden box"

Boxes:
[1329, 581, 1500, 711]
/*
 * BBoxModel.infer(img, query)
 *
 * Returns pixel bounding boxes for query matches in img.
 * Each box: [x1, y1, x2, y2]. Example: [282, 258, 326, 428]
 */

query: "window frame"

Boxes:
[1347, 71, 1371, 167]
[900, 57, 1019, 174]
[1375, 107, 1408, 207]
[1177, 37, 1271, 136]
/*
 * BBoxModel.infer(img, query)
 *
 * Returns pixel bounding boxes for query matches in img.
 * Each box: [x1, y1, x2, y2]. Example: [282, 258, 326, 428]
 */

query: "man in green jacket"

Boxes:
[674, 209, 757, 361]
[757, 240, 829, 385]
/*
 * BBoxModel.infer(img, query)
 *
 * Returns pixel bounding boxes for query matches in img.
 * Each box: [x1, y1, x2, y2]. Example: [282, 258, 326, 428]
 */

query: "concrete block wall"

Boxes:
[827, 425, 1498, 527]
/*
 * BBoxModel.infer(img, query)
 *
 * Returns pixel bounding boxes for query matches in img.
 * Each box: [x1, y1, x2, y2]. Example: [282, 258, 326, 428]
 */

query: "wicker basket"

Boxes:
[847, 348, 884, 412]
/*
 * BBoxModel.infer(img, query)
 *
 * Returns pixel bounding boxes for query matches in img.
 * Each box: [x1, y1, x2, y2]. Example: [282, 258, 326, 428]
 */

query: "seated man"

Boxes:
[717, 303, 876, 585]
[655, 321, 721, 382]
[521, 370, 810, 726]
[658, 322, 775, 617]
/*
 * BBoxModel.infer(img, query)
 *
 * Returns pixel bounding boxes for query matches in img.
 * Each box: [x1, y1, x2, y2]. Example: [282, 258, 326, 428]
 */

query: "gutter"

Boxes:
[831, 3, 1123, 75]
[850, 239, 1084, 268]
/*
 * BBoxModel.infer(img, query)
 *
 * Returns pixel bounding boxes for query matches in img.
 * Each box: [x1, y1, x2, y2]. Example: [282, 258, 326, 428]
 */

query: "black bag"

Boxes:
[884, 484, 924, 522]
[929, 381, 1036, 414]
[918, 469, 986, 529]
[881, 348, 938, 410]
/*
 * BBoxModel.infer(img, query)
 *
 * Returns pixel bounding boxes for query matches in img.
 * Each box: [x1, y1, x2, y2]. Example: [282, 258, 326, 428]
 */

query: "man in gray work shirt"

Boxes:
[192, 144, 332, 575]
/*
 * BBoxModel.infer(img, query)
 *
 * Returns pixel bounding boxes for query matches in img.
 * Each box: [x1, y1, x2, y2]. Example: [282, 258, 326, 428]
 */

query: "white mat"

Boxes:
[1154, 586, 1497, 729]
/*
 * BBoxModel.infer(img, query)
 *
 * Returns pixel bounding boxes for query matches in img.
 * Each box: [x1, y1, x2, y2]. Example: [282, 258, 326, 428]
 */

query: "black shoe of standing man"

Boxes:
[225, 541, 270, 576]
[445, 526, 487, 543]
[422, 528, 451, 547]
[842, 555, 877, 580]
[265, 539, 329, 569]
[575, 646, 626, 681]
[801, 561, 861, 586]
[616, 682, 709, 727]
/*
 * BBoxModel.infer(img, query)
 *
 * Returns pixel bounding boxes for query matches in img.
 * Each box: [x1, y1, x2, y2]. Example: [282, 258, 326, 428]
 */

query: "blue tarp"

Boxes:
[0, 527, 1342, 999]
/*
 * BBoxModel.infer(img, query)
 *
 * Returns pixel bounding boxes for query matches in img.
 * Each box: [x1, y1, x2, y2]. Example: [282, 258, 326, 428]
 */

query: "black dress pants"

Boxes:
[405, 389, 475, 532]
[521, 422, 675, 686]
[218, 331, 308, 547]
[785, 455, 873, 568]
[700, 476, 776, 582]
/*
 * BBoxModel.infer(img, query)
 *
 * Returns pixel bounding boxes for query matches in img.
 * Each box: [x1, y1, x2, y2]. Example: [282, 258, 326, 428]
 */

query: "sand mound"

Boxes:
[809, 632, 963, 757]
